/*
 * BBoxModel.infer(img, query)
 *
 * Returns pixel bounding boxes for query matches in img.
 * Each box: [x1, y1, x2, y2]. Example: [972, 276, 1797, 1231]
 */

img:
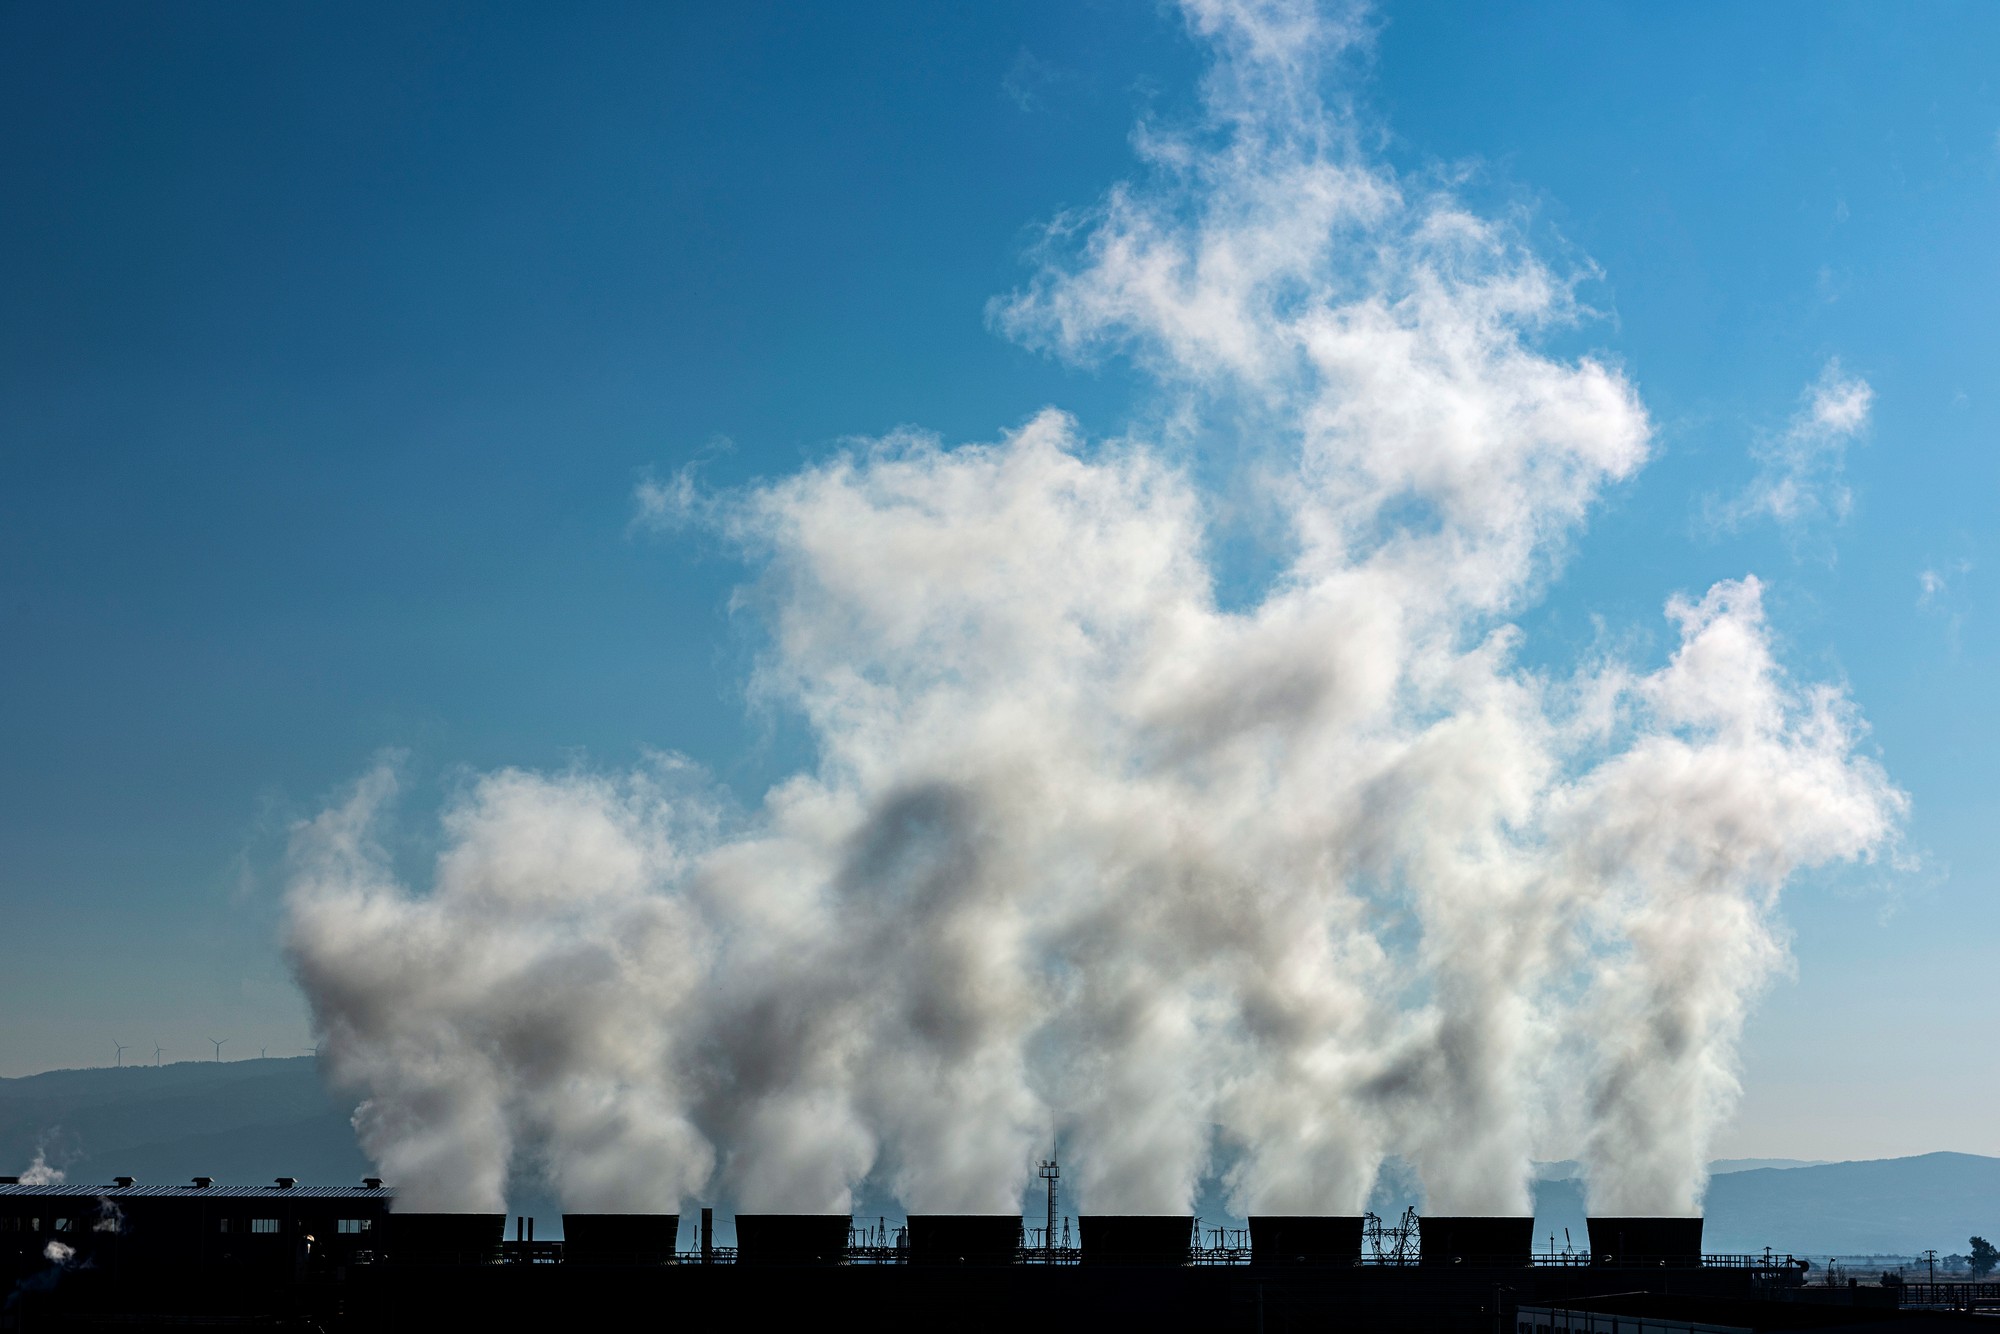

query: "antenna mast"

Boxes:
[1037, 1152, 1060, 1257]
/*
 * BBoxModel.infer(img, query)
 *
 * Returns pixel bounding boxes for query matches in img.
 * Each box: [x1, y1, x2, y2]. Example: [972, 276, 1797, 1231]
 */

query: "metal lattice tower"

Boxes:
[1037, 1154, 1060, 1255]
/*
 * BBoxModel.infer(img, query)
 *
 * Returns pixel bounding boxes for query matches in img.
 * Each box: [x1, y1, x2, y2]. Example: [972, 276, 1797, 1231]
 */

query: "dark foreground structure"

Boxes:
[3, 1178, 1991, 1333]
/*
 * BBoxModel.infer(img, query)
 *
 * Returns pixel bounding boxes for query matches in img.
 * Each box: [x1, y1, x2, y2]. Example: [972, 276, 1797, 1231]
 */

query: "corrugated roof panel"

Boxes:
[0, 1184, 393, 1199]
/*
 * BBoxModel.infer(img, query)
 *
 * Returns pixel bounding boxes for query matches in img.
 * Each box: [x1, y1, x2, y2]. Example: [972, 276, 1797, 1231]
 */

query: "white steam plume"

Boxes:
[287, 0, 1901, 1221]
[18, 1151, 65, 1188]
[288, 763, 715, 1212]
[1561, 580, 1901, 1215]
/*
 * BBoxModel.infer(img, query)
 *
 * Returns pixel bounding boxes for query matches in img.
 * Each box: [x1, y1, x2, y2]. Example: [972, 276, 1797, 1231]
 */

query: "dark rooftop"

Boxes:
[0, 1182, 391, 1199]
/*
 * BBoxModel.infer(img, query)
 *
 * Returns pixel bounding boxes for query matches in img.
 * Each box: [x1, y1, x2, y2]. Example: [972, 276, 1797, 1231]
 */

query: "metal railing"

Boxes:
[499, 1239, 564, 1265]
[488, 1222, 1797, 1274]
[642, 1244, 1797, 1270]
[675, 1245, 738, 1263]
[1893, 1282, 2000, 1309]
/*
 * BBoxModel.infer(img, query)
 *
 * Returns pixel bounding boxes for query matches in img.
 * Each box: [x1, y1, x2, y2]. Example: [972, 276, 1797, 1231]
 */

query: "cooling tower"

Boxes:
[1586, 1216, 1704, 1266]
[1417, 1216, 1533, 1267]
[733, 1214, 851, 1266]
[560, 1213, 680, 1266]
[1078, 1215, 1193, 1266]
[384, 1213, 505, 1266]
[1247, 1216, 1364, 1267]
[904, 1214, 1023, 1266]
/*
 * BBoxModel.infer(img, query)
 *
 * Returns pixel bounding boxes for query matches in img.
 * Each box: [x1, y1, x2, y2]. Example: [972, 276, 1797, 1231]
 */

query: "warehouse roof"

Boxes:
[0, 1182, 392, 1200]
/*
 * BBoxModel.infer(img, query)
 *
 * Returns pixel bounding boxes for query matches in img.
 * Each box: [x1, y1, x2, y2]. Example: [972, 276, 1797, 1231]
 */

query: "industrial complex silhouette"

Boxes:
[5, 1172, 1985, 1331]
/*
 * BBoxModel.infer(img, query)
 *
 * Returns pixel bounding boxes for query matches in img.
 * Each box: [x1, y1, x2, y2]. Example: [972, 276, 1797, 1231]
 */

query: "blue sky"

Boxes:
[2, 1, 1997, 1164]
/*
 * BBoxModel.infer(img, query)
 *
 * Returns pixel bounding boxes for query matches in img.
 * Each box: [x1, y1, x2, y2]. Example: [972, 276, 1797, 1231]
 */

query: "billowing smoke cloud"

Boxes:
[287, 0, 1902, 1221]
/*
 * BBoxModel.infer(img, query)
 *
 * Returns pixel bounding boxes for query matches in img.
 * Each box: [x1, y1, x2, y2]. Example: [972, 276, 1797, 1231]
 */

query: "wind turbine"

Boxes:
[208, 1037, 227, 1062]
[259, 1046, 267, 1060]
[152, 1042, 164, 1066]
[112, 1040, 129, 1067]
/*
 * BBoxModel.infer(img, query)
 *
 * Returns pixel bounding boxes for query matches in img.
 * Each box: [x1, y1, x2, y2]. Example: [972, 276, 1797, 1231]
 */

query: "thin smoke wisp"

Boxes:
[286, 0, 1903, 1221]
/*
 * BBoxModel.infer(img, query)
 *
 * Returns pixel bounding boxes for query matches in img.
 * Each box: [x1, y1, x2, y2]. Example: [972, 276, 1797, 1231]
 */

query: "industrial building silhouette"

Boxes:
[0, 1175, 1982, 1331]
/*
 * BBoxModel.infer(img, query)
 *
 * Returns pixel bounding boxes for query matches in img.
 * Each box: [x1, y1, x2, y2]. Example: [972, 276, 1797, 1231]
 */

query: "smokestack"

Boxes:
[905, 1215, 1023, 1266]
[1585, 1217, 1703, 1267]
[701, 1207, 713, 1263]
[733, 1214, 851, 1266]
[1248, 1216, 1363, 1267]
[560, 1213, 680, 1266]
[1079, 1216, 1192, 1267]
[1417, 1217, 1534, 1267]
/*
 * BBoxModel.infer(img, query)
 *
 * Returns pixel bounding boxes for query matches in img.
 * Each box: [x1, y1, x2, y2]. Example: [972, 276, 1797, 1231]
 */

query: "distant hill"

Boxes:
[0, 1057, 369, 1188]
[1701, 1153, 2000, 1255]
[1710, 1159, 1826, 1174]
[1532, 1158, 1821, 1181]
[1525, 1154, 2000, 1257]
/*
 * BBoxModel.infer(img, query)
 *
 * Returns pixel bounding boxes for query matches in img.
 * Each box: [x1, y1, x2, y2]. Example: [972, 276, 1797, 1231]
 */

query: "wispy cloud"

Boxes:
[633, 468, 698, 529]
[1918, 558, 1973, 652]
[632, 436, 734, 535]
[1001, 48, 1067, 113]
[1716, 359, 1873, 534]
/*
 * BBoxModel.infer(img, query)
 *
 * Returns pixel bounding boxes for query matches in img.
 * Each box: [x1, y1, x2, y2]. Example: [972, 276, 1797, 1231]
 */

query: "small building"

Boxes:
[0, 1176, 392, 1282]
